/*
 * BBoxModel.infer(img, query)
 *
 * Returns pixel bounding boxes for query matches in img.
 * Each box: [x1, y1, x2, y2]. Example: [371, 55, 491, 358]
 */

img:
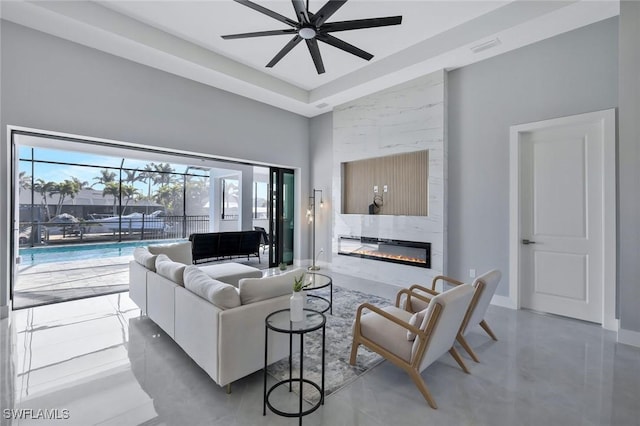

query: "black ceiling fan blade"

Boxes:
[316, 33, 373, 61]
[313, 0, 347, 27]
[233, 0, 298, 27]
[321, 16, 402, 32]
[291, 0, 311, 25]
[266, 35, 303, 68]
[221, 29, 297, 40]
[305, 38, 325, 74]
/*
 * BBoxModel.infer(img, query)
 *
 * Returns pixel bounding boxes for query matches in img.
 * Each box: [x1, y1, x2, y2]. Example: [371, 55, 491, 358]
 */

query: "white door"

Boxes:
[519, 119, 605, 323]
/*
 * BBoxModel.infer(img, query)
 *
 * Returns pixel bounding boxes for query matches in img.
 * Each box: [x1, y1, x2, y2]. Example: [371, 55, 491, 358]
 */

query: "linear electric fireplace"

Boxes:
[338, 236, 431, 268]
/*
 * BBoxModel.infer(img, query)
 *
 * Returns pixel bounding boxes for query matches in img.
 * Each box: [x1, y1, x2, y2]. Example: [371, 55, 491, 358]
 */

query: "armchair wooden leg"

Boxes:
[449, 347, 470, 374]
[456, 334, 480, 363]
[408, 369, 438, 409]
[226, 384, 231, 394]
[479, 320, 498, 341]
[349, 340, 360, 365]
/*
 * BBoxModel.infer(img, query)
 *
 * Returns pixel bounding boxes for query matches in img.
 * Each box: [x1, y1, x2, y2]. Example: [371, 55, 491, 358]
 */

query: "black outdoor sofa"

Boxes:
[189, 231, 262, 264]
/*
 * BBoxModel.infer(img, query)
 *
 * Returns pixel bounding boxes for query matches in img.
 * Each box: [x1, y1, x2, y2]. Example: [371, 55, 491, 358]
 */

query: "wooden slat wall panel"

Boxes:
[342, 150, 428, 216]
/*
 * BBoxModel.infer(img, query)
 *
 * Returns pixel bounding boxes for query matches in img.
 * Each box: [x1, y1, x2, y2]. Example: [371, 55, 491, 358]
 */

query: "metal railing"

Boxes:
[18, 215, 211, 247]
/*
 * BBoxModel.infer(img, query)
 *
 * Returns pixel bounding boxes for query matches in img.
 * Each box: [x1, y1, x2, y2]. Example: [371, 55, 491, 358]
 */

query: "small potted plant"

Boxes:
[290, 274, 309, 322]
[279, 262, 288, 271]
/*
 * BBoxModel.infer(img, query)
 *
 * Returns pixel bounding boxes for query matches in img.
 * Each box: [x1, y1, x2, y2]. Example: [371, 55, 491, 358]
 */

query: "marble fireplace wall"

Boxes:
[332, 70, 446, 287]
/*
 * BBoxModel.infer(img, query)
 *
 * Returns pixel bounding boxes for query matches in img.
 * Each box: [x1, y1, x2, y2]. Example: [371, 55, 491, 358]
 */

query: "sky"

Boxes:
[18, 145, 269, 200]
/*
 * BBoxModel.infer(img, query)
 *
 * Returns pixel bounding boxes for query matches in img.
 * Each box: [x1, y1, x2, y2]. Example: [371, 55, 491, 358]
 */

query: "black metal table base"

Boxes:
[265, 378, 323, 418]
[263, 309, 326, 426]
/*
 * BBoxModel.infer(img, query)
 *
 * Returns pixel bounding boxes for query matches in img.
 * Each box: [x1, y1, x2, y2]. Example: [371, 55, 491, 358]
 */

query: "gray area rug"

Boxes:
[267, 285, 390, 404]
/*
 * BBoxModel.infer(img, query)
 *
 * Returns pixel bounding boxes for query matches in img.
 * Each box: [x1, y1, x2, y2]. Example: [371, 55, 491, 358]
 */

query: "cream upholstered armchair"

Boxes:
[408, 269, 502, 363]
[350, 284, 475, 409]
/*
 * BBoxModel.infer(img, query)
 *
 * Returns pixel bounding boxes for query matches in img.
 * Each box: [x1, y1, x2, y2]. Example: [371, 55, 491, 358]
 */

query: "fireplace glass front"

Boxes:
[338, 236, 430, 268]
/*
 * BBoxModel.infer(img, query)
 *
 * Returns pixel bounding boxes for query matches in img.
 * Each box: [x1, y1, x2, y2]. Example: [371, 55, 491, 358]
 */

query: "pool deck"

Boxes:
[13, 252, 268, 309]
[14, 256, 132, 309]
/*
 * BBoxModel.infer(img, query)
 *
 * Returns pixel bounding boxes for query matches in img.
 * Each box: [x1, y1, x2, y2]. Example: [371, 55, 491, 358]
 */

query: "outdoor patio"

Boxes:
[14, 256, 132, 309]
[13, 252, 269, 309]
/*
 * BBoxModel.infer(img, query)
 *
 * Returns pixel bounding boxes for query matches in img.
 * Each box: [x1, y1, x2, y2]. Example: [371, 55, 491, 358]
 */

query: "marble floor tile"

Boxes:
[1, 275, 639, 426]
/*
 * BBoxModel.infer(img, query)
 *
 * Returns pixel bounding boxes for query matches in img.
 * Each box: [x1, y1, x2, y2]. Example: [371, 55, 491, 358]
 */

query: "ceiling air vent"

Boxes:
[470, 38, 501, 54]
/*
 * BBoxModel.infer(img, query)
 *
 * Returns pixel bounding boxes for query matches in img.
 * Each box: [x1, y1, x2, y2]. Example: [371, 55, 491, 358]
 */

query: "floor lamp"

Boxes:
[307, 189, 323, 271]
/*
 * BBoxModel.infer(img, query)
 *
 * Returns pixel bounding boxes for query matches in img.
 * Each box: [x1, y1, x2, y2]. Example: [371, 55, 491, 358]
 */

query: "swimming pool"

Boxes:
[18, 239, 186, 266]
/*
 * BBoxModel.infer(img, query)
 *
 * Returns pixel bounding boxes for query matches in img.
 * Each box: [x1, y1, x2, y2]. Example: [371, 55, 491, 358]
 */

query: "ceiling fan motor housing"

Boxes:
[299, 26, 317, 39]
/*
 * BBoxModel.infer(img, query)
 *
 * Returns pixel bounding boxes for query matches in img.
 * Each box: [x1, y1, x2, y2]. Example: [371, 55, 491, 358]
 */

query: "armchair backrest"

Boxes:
[466, 269, 502, 330]
[412, 284, 474, 372]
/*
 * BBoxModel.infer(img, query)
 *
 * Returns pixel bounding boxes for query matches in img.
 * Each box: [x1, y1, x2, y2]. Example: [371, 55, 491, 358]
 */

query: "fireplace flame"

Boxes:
[351, 249, 426, 265]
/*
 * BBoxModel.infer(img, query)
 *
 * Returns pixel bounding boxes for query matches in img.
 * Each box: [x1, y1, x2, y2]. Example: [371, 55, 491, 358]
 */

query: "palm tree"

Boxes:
[52, 179, 81, 216]
[102, 182, 120, 216]
[120, 184, 140, 215]
[139, 163, 158, 211]
[70, 177, 89, 190]
[154, 183, 183, 215]
[93, 169, 117, 188]
[18, 171, 31, 193]
[123, 169, 144, 186]
[33, 179, 57, 220]
[153, 163, 175, 186]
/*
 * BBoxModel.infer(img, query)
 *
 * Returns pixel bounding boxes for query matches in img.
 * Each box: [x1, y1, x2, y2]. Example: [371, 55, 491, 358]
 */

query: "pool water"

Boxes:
[19, 239, 186, 266]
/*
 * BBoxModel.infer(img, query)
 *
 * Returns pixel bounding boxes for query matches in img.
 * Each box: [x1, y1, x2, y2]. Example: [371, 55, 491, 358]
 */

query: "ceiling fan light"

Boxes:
[299, 27, 316, 39]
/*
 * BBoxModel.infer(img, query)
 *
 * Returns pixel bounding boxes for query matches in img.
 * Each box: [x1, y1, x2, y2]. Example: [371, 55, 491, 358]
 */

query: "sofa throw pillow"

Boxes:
[238, 268, 304, 305]
[406, 306, 430, 341]
[183, 266, 241, 309]
[133, 247, 157, 271]
[148, 241, 193, 265]
[155, 254, 187, 286]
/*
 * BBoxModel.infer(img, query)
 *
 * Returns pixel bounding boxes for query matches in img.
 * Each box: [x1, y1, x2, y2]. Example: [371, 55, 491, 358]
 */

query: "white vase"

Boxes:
[290, 291, 304, 322]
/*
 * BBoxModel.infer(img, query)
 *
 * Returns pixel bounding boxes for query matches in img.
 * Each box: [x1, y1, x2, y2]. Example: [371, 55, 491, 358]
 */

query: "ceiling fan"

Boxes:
[221, 0, 402, 74]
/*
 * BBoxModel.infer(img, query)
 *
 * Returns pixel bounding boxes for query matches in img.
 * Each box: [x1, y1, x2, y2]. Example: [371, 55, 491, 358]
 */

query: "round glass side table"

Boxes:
[263, 309, 326, 425]
[302, 272, 333, 314]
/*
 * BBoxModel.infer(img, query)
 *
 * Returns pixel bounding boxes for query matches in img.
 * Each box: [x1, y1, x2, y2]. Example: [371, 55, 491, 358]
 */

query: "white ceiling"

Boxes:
[1, 1, 619, 117]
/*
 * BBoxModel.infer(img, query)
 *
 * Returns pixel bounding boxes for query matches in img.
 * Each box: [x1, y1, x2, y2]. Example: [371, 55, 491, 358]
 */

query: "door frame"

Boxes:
[508, 109, 617, 330]
[268, 166, 296, 268]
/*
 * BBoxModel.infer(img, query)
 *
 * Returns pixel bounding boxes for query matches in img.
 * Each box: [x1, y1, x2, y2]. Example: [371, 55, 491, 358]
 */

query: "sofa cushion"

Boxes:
[183, 266, 241, 309]
[199, 263, 263, 287]
[133, 247, 157, 271]
[238, 268, 304, 305]
[155, 254, 187, 286]
[148, 241, 193, 265]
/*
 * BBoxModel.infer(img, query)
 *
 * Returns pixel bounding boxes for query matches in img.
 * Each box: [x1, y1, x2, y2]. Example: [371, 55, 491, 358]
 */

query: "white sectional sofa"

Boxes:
[129, 241, 303, 389]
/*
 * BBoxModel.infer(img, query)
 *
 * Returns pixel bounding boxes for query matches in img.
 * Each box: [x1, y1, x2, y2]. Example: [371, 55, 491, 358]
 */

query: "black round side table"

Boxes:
[263, 308, 326, 425]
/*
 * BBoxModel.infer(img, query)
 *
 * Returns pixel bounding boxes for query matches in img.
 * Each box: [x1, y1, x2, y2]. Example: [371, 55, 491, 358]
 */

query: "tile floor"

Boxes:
[1, 269, 639, 426]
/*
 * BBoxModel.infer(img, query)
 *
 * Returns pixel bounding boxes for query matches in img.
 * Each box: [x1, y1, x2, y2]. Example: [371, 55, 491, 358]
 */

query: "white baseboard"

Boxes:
[618, 328, 640, 348]
[603, 318, 619, 332]
[490, 295, 516, 310]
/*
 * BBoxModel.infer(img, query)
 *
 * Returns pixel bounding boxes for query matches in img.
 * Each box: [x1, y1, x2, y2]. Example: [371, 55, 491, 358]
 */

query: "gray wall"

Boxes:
[0, 21, 310, 311]
[447, 17, 619, 297]
[309, 112, 333, 266]
[618, 1, 640, 334]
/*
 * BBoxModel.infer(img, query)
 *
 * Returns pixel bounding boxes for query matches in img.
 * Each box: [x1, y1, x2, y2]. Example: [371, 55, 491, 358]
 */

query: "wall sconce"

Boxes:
[309, 189, 323, 271]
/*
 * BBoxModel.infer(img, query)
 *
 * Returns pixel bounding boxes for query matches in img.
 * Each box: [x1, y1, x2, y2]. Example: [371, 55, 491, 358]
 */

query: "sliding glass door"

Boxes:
[269, 168, 295, 267]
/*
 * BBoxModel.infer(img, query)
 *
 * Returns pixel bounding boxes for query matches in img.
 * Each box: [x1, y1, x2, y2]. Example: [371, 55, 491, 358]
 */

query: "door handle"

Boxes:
[522, 239, 537, 245]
